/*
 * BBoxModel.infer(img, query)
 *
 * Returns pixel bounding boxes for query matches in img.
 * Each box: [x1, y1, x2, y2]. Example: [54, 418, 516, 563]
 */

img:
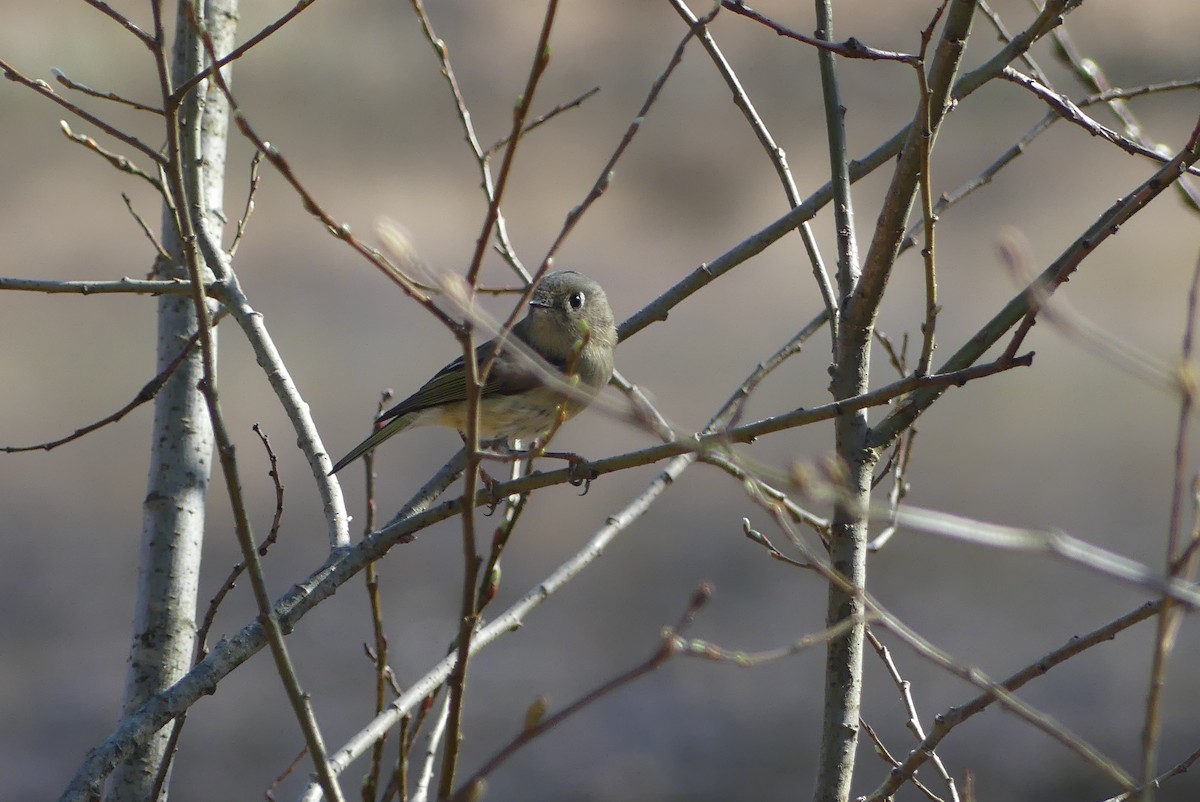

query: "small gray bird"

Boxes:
[329, 271, 617, 475]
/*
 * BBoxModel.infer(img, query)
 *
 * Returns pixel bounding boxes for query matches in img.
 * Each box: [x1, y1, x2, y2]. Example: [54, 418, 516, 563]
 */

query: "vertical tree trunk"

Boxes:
[812, 0, 871, 797]
[814, 401, 874, 802]
[107, 3, 236, 800]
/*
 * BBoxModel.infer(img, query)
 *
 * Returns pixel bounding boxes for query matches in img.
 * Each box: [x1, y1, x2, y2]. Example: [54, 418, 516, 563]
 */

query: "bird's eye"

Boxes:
[568, 291, 585, 310]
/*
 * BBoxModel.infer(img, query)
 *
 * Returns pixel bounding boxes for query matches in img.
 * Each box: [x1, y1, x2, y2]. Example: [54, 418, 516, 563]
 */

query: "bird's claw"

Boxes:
[479, 465, 502, 515]
[564, 454, 597, 495]
[537, 450, 597, 495]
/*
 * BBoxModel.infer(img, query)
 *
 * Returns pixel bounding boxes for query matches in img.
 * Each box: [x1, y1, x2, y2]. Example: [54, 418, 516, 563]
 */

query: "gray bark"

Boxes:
[106, 2, 236, 800]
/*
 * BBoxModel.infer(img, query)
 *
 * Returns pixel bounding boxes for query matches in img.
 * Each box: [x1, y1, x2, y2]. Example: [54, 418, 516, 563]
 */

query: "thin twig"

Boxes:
[51, 67, 162, 114]
[200, 47, 458, 333]
[82, 0, 156, 48]
[618, 0, 1088, 347]
[462, 0, 556, 288]
[383, 448, 471, 532]
[412, 693, 451, 802]
[915, 7, 943, 376]
[1141, 251, 1200, 791]
[735, 464, 1145, 798]
[1001, 67, 1200, 174]
[977, 0, 1052, 87]
[188, 12, 344, 801]
[851, 0, 976, 338]
[265, 748, 310, 802]
[227, 151, 261, 257]
[742, 518, 817, 570]
[611, 368, 675, 444]
[59, 120, 165, 191]
[1, 318, 214, 453]
[440, 5, 563, 791]
[1084, 78, 1200, 106]
[899, 112, 1055, 257]
[514, 0, 721, 329]
[669, 0, 837, 337]
[477, 472, 530, 609]
[864, 601, 1162, 801]
[363, 391, 395, 802]
[868, 604, 1137, 797]
[874, 330, 909, 376]
[1098, 746, 1200, 802]
[728, 311, 830, 429]
[1047, 18, 1200, 211]
[445, 585, 715, 801]
[899, 75, 1200, 259]
[859, 720, 947, 802]
[995, 230, 1177, 391]
[439, 331, 485, 799]
[721, 1, 919, 64]
[866, 427, 916, 551]
[409, 0, 529, 280]
[171, 0, 322, 103]
[815, 0, 860, 299]
[0, 55, 165, 165]
[483, 85, 601, 156]
[122, 192, 170, 259]
[866, 629, 960, 802]
[875, 115, 1200, 449]
[680, 615, 868, 667]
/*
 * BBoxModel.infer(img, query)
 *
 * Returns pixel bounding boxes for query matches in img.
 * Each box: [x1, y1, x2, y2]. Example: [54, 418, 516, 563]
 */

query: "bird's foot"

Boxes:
[478, 464, 502, 515]
[540, 450, 597, 495]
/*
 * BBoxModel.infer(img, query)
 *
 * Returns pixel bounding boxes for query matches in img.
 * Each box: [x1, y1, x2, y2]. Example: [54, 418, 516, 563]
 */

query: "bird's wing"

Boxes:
[376, 337, 546, 424]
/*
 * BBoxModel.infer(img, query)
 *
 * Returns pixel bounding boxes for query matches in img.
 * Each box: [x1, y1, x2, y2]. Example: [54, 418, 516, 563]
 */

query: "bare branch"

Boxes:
[1, 318, 216, 454]
[445, 586, 714, 801]
[82, 0, 156, 48]
[483, 85, 601, 156]
[58, 120, 165, 191]
[669, 0, 837, 336]
[170, 0, 322, 103]
[0, 55, 166, 164]
[0, 276, 194, 295]
[1001, 67, 1200, 173]
[721, 1, 919, 64]
[864, 601, 1162, 800]
[873, 116, 1200, 449]
[51, 67, 161, 114]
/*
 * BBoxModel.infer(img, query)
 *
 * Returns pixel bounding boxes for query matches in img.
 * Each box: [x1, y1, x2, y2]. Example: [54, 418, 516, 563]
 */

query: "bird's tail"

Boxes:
[328, 414, 414, 475]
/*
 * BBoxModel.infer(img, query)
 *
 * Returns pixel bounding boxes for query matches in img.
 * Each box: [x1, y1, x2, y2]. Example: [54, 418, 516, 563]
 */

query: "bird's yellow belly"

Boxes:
[428, 387, 589, 441]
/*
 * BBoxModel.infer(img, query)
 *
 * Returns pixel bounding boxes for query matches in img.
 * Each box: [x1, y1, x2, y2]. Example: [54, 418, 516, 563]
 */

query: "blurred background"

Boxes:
[3, 1, 1199, 799]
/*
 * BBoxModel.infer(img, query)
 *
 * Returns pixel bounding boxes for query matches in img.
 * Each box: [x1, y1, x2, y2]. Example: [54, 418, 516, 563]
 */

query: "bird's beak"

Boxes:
[528, 297, 553, 309]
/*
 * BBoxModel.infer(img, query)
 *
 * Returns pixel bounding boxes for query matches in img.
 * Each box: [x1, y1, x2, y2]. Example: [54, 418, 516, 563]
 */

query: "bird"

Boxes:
[329, 270, 617, 475]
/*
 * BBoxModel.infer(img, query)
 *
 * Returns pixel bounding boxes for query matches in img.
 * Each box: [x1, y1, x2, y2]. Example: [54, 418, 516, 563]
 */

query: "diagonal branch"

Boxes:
[848, 0, 977, 333]
[864, 601, 1162, 801]
[0, 55, 166, 165]
[871, 115, 1200, 449]
[669, 0, 837, 330]
[721, 1, 919, 64]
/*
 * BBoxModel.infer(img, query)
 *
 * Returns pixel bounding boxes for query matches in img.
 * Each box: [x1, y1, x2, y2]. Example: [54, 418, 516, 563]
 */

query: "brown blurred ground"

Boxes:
[2, 1, 1199, 800]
